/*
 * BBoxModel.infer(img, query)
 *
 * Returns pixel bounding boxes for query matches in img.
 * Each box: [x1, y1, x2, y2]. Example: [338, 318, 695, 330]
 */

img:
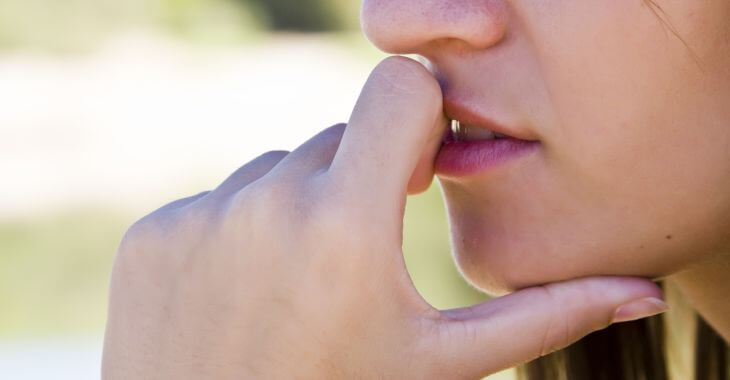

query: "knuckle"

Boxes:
[422, 321, 470, 378]
[121, 213, 165, 247]
[112, 214, 183, 300]
[235, 150, 289, 181]
[116, 213, 171, 267]
[535, 285, 571, 357]
[227, 177, 299, 225]
[313, 123, 347, 152]
[257, 150, 290, 164]
[173, 201, 220, 235]
[321, 123, 347, 142]
[117, 203, 214, 268]
[113, 210, 218, 294]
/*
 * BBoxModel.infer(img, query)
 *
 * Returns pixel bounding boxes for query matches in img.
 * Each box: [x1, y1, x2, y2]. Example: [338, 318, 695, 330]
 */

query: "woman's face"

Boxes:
[361, 0, 730, 294]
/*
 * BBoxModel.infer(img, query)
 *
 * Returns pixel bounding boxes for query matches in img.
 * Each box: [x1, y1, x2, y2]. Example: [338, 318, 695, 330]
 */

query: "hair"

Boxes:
[518, 281, 729, 380]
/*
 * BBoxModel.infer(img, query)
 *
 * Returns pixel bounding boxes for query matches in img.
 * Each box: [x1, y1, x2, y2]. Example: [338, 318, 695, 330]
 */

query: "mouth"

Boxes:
[448, 119, 509, 142]
[435, 99, 541, 177]
[442, 98, 539, 143]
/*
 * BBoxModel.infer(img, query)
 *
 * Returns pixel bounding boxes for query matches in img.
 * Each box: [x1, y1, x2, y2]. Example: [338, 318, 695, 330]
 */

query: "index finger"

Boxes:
[328, 56, 447, 208]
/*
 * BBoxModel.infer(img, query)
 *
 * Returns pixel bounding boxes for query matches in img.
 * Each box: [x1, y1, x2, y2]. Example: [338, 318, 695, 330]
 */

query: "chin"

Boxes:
[449, 229, 677, 298]
[447, 224, 549, 296]
[451, 245, 537, 297]
[441, 190, 688, 297]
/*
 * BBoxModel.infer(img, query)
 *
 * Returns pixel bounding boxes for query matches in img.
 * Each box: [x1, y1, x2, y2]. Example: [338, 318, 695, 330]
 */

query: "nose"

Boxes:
[361, 0, 509, 54]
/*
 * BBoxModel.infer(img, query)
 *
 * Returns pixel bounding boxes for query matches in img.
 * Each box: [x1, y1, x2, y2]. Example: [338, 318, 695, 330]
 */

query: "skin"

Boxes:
[102, 1, 729, 378]
[103, 59, 667, 379]
[362, 0, 730, 340]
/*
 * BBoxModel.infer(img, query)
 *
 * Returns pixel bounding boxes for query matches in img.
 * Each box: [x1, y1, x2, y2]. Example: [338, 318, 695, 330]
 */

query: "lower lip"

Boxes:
[434, 137, 541, 177]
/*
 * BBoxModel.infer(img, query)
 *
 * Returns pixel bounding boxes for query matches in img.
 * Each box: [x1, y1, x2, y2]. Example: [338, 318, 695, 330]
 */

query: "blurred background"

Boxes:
[0, 0, 513, 378]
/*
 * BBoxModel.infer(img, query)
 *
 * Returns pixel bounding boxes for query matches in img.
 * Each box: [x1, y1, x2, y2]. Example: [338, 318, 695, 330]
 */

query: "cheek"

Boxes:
[437, 0, 730, 294]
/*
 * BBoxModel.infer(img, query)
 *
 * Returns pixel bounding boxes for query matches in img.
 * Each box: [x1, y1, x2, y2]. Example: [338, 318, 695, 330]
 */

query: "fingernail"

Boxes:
[612, 297, 668, 324]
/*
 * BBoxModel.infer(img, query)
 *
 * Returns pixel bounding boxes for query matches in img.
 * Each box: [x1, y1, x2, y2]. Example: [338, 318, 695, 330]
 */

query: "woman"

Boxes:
[102, 0, 729, 379]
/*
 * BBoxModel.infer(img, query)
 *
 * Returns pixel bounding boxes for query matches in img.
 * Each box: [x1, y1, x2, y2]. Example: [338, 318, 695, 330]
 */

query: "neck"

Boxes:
[669, 249, 730, 343]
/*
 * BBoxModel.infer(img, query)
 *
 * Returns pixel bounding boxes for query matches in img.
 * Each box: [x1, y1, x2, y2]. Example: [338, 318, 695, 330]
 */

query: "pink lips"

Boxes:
[435, 136, 540, 177]
[435, 99, 541, 177]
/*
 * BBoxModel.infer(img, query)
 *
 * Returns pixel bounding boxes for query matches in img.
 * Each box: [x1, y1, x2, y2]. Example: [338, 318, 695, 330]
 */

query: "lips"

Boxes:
[435, 98, 541, 177]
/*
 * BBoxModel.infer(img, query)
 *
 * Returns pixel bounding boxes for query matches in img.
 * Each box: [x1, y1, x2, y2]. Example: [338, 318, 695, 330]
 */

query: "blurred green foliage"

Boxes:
[0, 210, 126, 337]
[0, 0, 359, 53]
[403, 184, 489, 309]
[238, 0, 359, 32]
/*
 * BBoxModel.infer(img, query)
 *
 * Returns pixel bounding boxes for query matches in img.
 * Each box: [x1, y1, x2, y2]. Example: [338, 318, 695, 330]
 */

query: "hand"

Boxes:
[102, 56, 666, 379]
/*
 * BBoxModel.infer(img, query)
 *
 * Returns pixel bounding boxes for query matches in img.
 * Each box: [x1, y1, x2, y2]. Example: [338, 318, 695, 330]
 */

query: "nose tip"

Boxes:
[361, 0, 509, 54]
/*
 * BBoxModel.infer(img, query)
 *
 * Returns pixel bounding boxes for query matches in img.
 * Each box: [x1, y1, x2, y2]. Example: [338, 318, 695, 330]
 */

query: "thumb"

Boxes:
[424, 276, 667, 379]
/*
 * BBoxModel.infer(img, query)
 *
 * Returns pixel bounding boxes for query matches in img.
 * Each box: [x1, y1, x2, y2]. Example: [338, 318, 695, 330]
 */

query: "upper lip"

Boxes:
[443, 97, 539, 142]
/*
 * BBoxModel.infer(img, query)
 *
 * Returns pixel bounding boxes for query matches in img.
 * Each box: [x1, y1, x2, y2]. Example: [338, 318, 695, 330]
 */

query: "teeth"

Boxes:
[450, 120, 463, 139]
[451, 120, 504, 141]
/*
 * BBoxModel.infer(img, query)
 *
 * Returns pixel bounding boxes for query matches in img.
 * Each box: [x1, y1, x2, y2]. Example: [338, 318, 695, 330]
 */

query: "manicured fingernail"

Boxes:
[612, 297, 668, 324]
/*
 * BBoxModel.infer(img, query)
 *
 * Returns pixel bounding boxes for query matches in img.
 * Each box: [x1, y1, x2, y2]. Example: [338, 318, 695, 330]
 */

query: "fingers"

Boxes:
[267, 123, 347, 181]
[209, 150, 289, 200]
[328, 56, 448, 209]
[209, 122, 346, 202]
[156, 191, 211, 213]
[424, 277, 666, 379]
[214, 57, 446, 213]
